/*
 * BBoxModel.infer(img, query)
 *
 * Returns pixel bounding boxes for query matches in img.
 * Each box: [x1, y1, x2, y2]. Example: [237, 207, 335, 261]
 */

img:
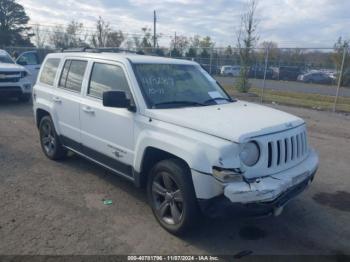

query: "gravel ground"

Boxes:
[0, 100, 349, 256]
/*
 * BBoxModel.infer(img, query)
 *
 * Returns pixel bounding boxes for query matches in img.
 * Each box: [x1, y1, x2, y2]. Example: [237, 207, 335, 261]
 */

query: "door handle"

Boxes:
[82, 106, 95, 114]
[52, 96, 61, 103]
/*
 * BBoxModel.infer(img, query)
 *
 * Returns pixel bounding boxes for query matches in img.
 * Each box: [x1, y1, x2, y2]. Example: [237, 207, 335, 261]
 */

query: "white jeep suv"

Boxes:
[0, 49, 32, 102]
[33, 51, 319, 234]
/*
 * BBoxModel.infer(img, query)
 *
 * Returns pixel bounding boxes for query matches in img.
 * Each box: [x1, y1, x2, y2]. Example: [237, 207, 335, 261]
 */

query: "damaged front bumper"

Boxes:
[198, 149, 318, 217]
[224, 149, 318, 204]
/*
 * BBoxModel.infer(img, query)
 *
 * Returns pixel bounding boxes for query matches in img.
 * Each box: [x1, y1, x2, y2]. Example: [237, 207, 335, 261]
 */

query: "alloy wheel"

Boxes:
[41, 121, 56, 155]
[152, 171, 184, 225]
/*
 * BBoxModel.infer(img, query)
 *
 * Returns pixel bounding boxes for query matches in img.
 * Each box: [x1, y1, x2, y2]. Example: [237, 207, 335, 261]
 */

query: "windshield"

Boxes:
[0, 52, 14, 64]
[133, 63, 233, 109]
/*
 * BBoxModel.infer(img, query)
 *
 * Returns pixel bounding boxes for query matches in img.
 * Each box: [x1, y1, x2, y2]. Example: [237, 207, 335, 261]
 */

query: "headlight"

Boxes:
[239, 141, 260, 166]
[212, 167, 243, 183]
[20, 71, 28, 78]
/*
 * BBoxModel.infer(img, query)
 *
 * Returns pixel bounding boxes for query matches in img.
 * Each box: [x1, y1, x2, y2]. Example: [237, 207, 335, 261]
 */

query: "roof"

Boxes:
[46, 51, 197, 65]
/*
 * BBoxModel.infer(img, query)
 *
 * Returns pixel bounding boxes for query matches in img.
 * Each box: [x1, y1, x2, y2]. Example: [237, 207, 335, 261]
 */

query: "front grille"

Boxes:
[0, 77, 20, 83]
[0, 86, 21, 91]
[267, 130, 308, 169]
[0, 71, 21, 83]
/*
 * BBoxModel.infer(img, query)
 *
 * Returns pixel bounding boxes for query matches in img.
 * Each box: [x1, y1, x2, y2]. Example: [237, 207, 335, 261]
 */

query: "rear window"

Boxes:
[59, 60, 87, 92]
[39, 58, 61, 86]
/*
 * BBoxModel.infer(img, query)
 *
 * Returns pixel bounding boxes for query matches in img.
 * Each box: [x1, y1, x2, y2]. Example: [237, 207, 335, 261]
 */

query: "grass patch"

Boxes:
[223, 85, 350, 113]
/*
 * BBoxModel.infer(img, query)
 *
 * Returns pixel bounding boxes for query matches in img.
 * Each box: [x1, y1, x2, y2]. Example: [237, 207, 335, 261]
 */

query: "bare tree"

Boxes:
[333, 37, 349, 86]
[91, 17, 125, 48]
[33, 25, 47, 48]
[170, 35, 189, 57]
[236, 0, 259, 92]
[66, 20, 87, 47]
[106, 30, 125, 47]
[91, 16, 110, 48]
[49, 25, 68, 49]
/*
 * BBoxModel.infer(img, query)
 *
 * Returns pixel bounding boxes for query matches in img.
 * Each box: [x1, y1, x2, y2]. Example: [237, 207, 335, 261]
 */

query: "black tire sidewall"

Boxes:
[147, 159, 199, 235]
[39, 116, 65, 160]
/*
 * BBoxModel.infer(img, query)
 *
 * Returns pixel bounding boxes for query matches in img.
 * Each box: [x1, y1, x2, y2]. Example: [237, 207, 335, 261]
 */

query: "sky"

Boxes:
[17, 0, 350, 48]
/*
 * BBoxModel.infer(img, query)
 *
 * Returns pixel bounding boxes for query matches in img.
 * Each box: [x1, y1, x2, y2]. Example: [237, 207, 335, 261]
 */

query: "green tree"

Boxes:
[199, 36, 214, 58]
[0, 0, 33, 46]
[185, 47, 197, 58]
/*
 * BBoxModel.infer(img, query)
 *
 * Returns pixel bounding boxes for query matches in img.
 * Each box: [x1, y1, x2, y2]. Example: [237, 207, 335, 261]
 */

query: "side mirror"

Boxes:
[103, 91, 136, 112]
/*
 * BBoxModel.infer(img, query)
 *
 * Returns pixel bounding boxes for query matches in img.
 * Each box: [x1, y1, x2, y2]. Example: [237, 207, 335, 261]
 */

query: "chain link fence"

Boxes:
[3, 46, 349, 112]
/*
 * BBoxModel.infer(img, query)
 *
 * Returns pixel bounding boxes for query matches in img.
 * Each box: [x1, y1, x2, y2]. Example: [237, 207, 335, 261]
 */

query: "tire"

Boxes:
[147, 159, 199, 235]
[39, 116, 67, 160]
[18, 93, 31, 102]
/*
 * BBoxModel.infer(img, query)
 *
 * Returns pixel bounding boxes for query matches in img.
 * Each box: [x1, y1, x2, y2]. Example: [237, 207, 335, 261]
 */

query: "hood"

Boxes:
[145, 101, 304, 143]
[0, 63, 26, 72]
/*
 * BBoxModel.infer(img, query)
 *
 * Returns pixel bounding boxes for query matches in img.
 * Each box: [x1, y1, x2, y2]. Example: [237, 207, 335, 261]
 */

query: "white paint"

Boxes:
[33, 52, 319, 209]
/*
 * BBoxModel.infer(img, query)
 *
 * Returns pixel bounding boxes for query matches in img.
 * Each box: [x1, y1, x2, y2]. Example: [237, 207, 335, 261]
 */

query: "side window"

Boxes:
[88, 63, 131, 99]
[17, 52, 39, 65]
[59, 60, 87, 92]
[39, 58, 61, 86]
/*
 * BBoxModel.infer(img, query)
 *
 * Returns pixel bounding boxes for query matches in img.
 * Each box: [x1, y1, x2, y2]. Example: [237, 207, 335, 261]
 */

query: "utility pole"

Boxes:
[153, 10, 157, 49]
[333, 45, 347, 112]
[261, 46, 269, 103]
[174, 32, 177, 49]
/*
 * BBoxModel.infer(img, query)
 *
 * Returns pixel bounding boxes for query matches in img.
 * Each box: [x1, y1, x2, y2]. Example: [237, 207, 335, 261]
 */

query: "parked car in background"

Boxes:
[297, 71, 334, 85]
[201, 64, 220, 75]
[0, 49, 32, 102]
[220, 65, 240, 77]
[16, 51, 42, 85]
[272, 66, 301, 81]
[249, 66, 273, 79]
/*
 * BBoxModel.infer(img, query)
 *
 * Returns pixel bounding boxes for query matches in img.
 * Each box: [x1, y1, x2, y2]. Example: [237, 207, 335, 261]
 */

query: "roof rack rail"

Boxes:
[61, 47, 90, 53]
[61, 47, 139, 54]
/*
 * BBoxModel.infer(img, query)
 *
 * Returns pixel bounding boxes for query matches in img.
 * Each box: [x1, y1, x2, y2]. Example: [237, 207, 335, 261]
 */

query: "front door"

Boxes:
[80, 61, 135, 178]
[16, 51, 41, 84]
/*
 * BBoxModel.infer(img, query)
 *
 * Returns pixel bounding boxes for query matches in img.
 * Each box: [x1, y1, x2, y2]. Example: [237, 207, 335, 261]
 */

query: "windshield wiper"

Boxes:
[203, 97, 232, 105]
[152, 100, 205, 109]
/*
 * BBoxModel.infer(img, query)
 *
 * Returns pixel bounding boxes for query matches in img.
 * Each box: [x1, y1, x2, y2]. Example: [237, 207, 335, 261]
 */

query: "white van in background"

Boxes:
[220, 65, 240, 77]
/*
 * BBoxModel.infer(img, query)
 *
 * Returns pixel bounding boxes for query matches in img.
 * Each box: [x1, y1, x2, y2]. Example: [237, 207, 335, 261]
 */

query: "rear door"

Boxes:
[80, 60, 135, 178]
[53, 59, 88, 150]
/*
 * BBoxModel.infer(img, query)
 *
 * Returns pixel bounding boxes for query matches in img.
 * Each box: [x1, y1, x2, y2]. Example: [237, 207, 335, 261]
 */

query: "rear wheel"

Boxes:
[147, 159, 199, 235]
[39, 116, 67, 160]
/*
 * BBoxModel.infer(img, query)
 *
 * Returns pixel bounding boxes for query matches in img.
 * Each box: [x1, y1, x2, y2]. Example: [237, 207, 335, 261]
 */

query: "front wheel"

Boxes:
[147, 159, 199, 235]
